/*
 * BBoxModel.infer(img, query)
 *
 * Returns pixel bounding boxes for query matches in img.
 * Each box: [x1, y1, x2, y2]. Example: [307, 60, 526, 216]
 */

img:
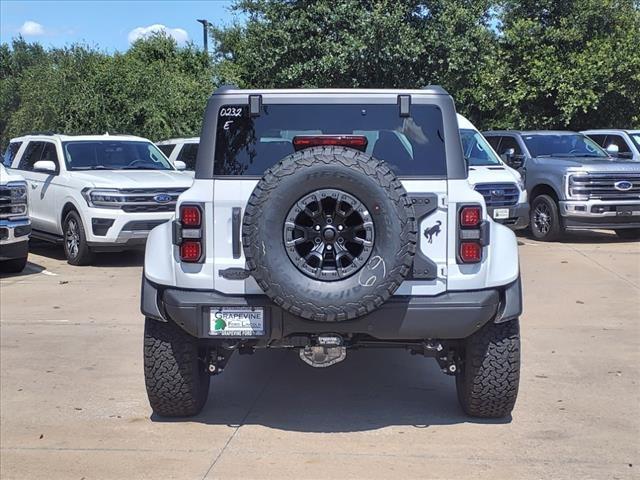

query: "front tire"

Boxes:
[0, 255, 28, 273]
[63, 211, 93, 266]
[530, 194, 562, 241]
[615, 229, 640, 240]
[143, 318, 210, 417]
[456, 319, 521, 418]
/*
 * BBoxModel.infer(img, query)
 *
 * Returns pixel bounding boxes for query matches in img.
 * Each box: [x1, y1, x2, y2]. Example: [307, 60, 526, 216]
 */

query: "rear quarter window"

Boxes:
[214, 104, 447, 177]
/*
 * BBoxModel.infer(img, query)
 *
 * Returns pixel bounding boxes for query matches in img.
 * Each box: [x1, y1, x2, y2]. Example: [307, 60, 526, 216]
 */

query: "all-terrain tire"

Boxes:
[456, 319, 521, 418]
[615, 228, 640, 240]
[143, 318, 210, 417]
[242, 146, 417, 322]
[0, 255, 28, 273]
[530, 194, 563, 241]
[63, 210, 94, 266]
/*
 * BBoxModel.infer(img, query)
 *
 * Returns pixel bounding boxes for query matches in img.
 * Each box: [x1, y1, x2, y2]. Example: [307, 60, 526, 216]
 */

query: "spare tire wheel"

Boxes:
[242, 146, 417, 322]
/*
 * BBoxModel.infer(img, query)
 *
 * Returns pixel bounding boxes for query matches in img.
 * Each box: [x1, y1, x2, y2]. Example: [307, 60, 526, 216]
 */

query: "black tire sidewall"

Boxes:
[243, 147, 416, 321]
[530, 195, 562, 241]
[63, 211, 93, 266]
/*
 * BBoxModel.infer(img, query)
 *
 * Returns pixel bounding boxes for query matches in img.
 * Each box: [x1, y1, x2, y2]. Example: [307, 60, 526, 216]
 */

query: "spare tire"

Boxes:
[243, 146, 417, 322]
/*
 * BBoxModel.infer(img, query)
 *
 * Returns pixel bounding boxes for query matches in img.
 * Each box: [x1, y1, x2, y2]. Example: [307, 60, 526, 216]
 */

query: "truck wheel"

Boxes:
[63, 211, 93, 266]
[530, 195, 562, 241]
[243, 146, 417, 322]
[0, 255, 28, 273]
[143, 318, 210, 417]
[456, 319, 520, 418]
[615, 229, 640, 240]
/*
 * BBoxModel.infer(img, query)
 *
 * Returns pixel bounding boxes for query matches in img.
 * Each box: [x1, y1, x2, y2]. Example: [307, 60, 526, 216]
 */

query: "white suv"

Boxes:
[458, 114, 529, 230]
[4, 134, 193, 265]
[0, 164, 31, 273]
[156, 138, 199, 171]
[142, 87, 523, 419]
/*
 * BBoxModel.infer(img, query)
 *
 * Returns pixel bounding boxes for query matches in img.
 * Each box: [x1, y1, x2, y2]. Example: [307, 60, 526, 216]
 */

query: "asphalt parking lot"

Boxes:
[1, 233, 639, 480]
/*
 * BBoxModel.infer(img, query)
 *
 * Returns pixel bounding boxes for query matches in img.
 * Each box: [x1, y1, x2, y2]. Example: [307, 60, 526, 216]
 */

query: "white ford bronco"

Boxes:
[141, 87, 523, 418]
[0, 164, 31, 273]
[4, 134, 193, 265]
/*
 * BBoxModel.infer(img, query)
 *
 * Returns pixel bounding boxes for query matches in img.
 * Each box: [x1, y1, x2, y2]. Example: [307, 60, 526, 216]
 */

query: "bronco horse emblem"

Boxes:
[424, 220, 442, 244]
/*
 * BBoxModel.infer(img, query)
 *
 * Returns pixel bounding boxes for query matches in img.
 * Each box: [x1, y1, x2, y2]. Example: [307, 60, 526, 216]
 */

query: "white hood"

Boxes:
[0, 164, 26, 185]
[70, 169, 194, 189]
[467, 164, 522, 187]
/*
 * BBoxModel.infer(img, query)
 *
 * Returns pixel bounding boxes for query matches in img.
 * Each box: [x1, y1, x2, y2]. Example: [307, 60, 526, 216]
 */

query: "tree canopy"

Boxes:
[1, 0, 639, 148]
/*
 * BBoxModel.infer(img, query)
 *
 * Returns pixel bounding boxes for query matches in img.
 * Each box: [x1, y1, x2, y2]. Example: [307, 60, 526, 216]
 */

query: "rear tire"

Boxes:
[0, 255, 28, 273]
[530, 194, 562, 241]
[144, 318, 210, 417]
[456, 319, 520, 418]
[615, 229, 640, 240]
[63, 211, 94, 266]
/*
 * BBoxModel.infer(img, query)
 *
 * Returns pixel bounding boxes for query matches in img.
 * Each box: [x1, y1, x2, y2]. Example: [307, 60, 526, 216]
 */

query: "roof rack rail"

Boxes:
[26, 131, 59, 136]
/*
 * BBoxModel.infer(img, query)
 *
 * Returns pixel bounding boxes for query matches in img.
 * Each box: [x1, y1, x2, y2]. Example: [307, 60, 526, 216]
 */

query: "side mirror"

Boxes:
[508, 155, 525, 169]
[33, 160, 56, 173]
[174, 160, 187, 171]
[605, 144, 619, 156]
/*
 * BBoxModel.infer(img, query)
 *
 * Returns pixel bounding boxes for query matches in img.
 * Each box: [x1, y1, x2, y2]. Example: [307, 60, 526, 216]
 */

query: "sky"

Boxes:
[0, 0, 242, 52]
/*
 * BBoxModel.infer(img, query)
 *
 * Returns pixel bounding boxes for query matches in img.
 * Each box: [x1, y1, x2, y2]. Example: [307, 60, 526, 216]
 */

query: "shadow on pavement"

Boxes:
[0, 259, 46, 278]
[152, 348, 510, 432]
[28, 239, 144, 267]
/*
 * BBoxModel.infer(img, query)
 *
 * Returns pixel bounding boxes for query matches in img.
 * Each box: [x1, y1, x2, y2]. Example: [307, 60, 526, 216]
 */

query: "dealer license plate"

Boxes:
[209, 307, 264, 336]
[493, 208, 509, 220]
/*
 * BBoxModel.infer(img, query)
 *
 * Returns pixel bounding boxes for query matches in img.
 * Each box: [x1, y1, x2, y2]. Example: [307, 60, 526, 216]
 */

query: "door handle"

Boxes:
[232, 207, 242, 259]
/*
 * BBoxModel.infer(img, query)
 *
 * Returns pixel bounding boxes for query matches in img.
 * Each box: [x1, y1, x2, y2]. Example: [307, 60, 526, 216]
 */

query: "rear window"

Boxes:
[214, 104, 446, 176]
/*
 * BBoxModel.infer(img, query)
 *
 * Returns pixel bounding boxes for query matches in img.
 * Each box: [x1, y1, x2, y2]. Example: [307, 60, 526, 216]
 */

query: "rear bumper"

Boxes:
[141, 276, 522, 343]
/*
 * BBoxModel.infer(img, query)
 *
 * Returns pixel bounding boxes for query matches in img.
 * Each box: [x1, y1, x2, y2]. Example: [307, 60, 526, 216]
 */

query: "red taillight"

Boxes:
[292, 135, 368, 152]
[459, 241, 482, 263]
[460, 206, 481, 227]
[180, 240, 201, 262]
[180, 205, 201, 227]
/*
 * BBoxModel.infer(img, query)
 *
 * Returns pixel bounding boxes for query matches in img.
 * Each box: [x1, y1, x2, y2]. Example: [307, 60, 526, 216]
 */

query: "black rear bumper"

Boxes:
[142, 277, 522, 343]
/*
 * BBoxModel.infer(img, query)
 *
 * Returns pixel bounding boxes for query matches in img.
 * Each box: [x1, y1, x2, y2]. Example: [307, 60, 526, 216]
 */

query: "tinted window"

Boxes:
[178, 143, 199, 170]
[495, 137, 522, 157]
[605, 134, 631, 154]
[2, 142, 22, 167]
[62, 141, 174, 170]
[460, 129, 501, 166]
[214, 104, 447, 176]
[157, 144, 176, 157]
[586, 134, 606, 147]
[522, 134, 607, 158]
[17, 141, 45, 171]
[485, 136, 501, 150]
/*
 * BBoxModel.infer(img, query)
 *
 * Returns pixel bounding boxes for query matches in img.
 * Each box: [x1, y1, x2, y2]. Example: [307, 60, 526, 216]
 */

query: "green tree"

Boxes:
[492, 0, 640, 129]
[211, 0, 499, 118]
[1, 34, 215, 147]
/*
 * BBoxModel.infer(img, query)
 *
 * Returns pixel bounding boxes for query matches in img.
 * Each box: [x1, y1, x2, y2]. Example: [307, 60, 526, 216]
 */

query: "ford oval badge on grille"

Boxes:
[614, 181, 633, 191]
[491, 189, 505, 197]
[153, 193, 173, 204]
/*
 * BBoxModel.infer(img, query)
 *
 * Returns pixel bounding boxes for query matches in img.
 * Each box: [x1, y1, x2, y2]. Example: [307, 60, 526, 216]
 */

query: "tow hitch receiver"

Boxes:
[299, 334, 346, 368]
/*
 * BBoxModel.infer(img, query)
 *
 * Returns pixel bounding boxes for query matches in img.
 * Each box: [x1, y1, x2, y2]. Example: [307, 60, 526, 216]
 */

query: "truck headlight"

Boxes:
[81, 188, 125, 208]
[565, 172, 589, 200]
[9, 183, 27, 200]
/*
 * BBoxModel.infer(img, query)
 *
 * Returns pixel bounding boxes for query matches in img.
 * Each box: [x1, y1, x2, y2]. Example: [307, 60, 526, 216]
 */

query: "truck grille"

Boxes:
[474, 183, 519, 208]
[568, 173, 640, 200]
[0, 183, 28, 220]
[91, 188, 187, 213]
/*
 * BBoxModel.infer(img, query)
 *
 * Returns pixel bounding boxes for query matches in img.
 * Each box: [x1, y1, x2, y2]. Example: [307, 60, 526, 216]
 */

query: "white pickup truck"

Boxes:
[0, 164, 31, 273]
[4, 134, 193, 265]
